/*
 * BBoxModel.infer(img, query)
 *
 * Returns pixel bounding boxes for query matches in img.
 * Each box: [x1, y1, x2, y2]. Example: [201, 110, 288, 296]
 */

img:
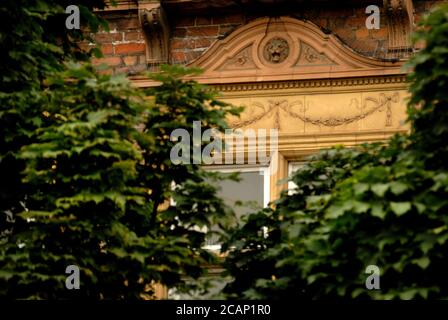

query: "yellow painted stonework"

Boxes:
[216, 80, 409, 201]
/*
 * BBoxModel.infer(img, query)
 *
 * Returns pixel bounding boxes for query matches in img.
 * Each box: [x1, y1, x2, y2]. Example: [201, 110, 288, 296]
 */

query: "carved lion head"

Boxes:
[263, 38, 289, 63]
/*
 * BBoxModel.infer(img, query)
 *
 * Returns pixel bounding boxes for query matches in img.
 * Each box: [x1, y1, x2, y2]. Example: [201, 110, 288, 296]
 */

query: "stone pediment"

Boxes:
[188, 17, 406, 84]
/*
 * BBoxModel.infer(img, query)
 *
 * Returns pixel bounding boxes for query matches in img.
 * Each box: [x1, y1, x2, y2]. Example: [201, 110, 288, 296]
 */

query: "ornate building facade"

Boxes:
[89, 0, 443, 204]
[88, 0, 443, 298]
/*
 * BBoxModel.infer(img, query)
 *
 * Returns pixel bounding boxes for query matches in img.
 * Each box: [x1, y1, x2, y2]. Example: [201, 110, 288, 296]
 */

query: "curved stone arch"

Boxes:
[187, 17, 406, 84]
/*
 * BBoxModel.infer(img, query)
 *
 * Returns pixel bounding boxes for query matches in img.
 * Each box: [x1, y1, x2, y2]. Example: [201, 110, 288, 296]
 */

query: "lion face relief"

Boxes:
[263, 37, 289, 63]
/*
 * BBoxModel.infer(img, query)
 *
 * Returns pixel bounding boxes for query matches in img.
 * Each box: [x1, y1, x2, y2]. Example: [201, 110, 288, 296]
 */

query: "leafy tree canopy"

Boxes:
[0, 1, 240, 299]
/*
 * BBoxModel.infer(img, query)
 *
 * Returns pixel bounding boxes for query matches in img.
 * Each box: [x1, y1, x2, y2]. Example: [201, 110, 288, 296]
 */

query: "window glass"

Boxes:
[216, 171, 265, 219]
[204, 169, 268, 247]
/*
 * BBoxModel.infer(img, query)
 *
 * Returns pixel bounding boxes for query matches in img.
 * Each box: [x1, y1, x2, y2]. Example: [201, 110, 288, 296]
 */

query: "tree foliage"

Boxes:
[0, 1, 240, 299]
[1, 0, 109, 251]
[222, 3, 448, 300]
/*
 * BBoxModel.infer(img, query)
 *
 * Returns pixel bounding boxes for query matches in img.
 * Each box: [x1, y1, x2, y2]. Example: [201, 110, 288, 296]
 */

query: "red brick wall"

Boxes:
[296, 6, 389, 59]
[89, 1, 444, 74]
[168, 7, 392, 65]
[170, 13, 246, 64]
[84, 11, 147, 75]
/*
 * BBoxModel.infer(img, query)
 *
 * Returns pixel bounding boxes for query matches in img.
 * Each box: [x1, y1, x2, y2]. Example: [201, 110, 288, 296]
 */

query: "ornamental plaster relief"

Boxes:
[225, 90, 408, 134]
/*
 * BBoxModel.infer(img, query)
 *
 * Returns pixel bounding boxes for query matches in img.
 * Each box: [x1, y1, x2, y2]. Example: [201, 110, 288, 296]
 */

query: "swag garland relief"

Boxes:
[229, 92, 400, 131]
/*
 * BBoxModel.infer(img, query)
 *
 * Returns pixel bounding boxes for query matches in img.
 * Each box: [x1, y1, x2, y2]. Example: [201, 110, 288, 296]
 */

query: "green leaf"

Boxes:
[371, 184, 389, 197]
[371, 203, 386, 219]
[353, 201, 370, 214]
[389, 182, 408, 195]
[354, 183, 369, 195]
[390, 202, 412, 216]
[413, 256, 430, 269]
[399, 289, 418, 300]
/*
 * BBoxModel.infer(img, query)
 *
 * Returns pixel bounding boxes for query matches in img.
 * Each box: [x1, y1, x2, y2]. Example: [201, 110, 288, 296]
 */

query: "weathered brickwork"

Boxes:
[170, 13, 246, 64]
[83, 11, 147, 75]
[293, 7, 389, 58]
[88, 1, 444, 75]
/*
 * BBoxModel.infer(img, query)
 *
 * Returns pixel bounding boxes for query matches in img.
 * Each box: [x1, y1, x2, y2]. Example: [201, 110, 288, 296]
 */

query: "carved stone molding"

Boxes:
[138, 1, 170, 68]
[208, 75, 407, 92]
[383, 0, 414, 58]
[187, 17, 406, 85]
[229, 92, 400, 130]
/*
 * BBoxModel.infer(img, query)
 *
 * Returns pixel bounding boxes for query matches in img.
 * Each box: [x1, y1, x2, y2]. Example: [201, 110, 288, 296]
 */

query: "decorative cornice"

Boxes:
[130, 74, 408, 90]
[210, 75, 407, 92]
